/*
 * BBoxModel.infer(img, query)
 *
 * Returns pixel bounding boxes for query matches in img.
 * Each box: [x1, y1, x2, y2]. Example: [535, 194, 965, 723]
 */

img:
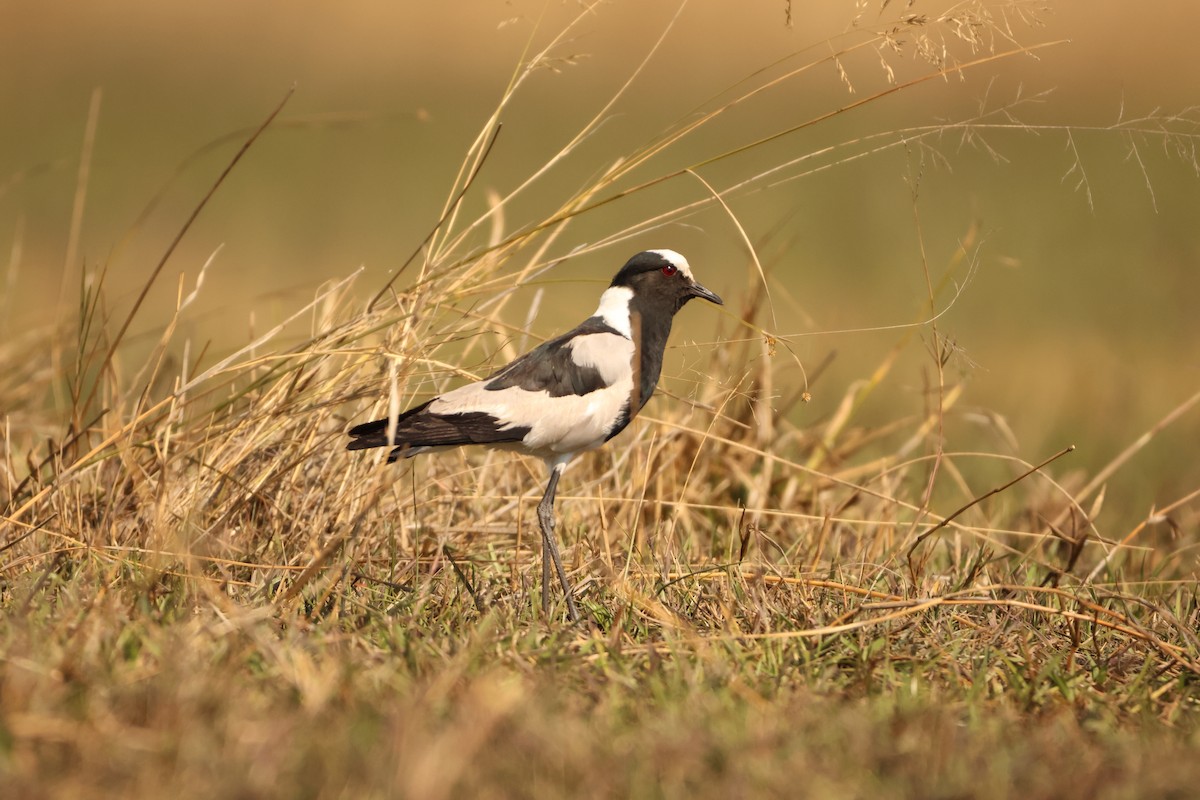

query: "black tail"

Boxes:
[346, 401, 530, 463]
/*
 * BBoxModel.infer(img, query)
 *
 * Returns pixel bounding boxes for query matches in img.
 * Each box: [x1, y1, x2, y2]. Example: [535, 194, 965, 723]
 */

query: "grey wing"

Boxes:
[485, 317, 626, 398]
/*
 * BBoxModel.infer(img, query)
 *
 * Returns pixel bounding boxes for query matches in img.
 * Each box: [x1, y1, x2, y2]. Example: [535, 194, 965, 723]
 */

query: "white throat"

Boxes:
[593, 286, 634, 339]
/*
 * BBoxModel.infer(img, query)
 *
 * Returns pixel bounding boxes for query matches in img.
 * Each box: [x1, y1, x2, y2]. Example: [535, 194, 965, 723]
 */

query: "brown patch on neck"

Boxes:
[629, 309, 643, 412]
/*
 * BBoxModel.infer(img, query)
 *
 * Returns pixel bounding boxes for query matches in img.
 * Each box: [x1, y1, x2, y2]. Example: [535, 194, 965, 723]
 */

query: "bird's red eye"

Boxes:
[661, 264, 678, 277]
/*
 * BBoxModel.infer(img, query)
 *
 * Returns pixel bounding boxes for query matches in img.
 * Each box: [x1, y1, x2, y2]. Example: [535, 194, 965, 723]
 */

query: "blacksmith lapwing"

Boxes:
[347, 249, 723, 622]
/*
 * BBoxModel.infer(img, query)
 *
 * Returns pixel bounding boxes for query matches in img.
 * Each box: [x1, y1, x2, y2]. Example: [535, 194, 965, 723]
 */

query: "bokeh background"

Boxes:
[2, 1, 1198, 533]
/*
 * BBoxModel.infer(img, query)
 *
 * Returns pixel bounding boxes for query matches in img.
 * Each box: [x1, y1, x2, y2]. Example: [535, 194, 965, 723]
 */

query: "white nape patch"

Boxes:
[568, 332, 635, 388]
[593, 286, 634, 339]
[647, 248, 694, 280]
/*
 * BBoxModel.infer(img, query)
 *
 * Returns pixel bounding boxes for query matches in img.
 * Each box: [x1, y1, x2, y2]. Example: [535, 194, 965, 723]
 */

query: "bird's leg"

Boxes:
[537, 493, 552, 619]
[537, 464, 580, 623]
[541, 528, 552, 618]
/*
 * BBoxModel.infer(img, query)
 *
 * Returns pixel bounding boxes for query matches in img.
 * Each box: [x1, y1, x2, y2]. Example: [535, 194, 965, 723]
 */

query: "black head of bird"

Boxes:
[347, 249, 722, 622]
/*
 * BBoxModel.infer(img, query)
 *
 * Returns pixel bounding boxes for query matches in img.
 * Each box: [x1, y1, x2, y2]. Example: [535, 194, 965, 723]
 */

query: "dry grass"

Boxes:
[3, 3, 1200, 797]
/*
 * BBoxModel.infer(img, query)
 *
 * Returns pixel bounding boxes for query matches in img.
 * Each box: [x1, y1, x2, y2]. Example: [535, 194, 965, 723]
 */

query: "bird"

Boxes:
[347, 249, 723, 622]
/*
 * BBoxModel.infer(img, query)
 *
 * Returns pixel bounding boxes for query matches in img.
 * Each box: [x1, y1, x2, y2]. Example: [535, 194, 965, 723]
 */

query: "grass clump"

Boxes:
[3, 2, 1200, 797]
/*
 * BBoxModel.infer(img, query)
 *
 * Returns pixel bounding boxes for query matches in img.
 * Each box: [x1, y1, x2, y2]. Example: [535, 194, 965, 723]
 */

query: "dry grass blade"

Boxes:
[906, 445, 1077, 568]
[82, 86, 296, 416]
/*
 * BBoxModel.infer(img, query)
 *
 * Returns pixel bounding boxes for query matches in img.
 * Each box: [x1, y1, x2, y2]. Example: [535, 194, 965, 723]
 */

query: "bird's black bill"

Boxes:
[689, 282, 723, 305]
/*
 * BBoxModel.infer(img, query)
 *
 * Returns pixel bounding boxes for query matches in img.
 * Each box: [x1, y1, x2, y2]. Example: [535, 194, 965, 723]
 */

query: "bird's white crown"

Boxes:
[647, 249, 694, 280]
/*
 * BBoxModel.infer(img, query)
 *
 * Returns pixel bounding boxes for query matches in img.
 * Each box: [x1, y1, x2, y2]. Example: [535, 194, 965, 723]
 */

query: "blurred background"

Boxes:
[2, 1, 1197, 534]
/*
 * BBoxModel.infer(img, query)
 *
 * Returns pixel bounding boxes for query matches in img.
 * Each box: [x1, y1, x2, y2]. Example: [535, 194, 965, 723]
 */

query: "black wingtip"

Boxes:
[346, 417, 399, 454]
[348, 418, 389, 438]
[346, 402, 528, 459]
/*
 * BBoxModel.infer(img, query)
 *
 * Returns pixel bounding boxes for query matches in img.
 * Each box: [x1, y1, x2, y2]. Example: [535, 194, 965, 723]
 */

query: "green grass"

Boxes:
[4, 562, 1199, 797]
[3, 3, 1200, 797]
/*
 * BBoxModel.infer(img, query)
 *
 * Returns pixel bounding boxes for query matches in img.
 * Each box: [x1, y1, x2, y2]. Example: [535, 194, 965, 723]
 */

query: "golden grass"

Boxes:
[3, 3, 1200, 796]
